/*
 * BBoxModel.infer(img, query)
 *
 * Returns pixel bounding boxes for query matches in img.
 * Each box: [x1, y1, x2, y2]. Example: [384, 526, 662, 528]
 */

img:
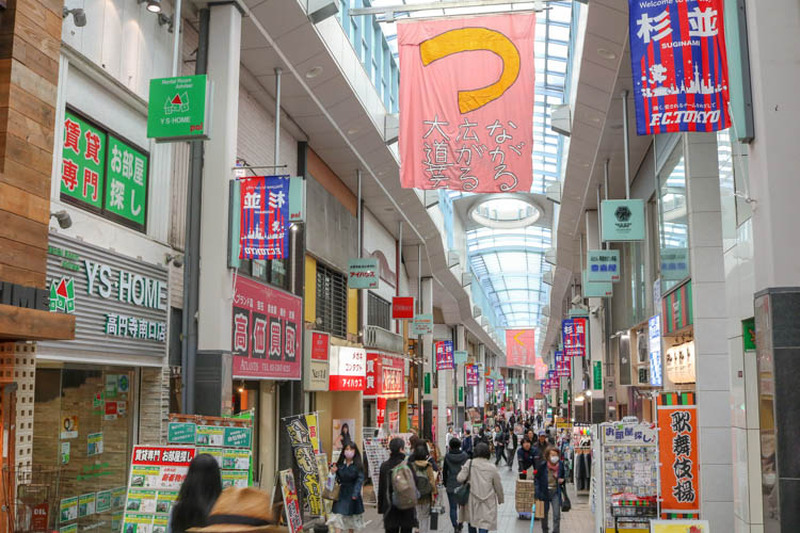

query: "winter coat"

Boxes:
[462, 436, 474, 457]
[442, 450, 469, 493]
[331, 461, 365, 516]
[456, 457, 504, 531]
[517, 447, 537, 474]
[410, 459, 438, 505]
[534, 461, 566, 502]
[378, 453, 417, 529]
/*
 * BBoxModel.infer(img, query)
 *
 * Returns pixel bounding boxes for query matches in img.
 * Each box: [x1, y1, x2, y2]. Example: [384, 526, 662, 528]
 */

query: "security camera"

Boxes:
[571, 294, 584, 306]
[165, 254, 184, 268]
[63, 7, 87, 27]
[50, 210, 72, 229]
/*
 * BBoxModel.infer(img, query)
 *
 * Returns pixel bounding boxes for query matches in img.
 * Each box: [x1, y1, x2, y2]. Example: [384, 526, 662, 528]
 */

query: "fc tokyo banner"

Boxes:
[466, 364, 479, 386]
[562, 318, 587, 357]
[398, 14, 535, 192]
[239, 176, 290, 260]
[629, 0, 730, 135]
[435, 340, 455, 371]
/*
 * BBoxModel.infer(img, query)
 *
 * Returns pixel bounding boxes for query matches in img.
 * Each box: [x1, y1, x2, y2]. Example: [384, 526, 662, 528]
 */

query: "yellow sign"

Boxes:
[650, 520, 710, 533]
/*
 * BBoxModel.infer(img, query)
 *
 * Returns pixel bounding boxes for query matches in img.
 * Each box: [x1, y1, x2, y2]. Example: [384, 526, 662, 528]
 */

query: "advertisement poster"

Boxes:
[61, 415, 79, 440]
[629, 0, 730, 135]
[122, 446, 195, 533]
[232, 275, 302, 380]
[285, 414, 324, 517]
[87, 432, 103, 456]
[435, 340, 455, 371]
[657, 392, 700, 518]
[562, 318, 587, 357]
[280, 470, 304, 533]
[329, 346, 367, 391]
[506, 329, 536, 367]
[333, 419, 356, 452]
[650, 520, 710, 533]
[239, 175, 290, 260]
[398, 13, 536, 192]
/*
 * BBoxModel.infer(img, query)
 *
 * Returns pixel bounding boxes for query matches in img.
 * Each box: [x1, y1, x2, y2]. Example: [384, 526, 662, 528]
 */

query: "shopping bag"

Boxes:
[322, 473, 340, 501]
[561, 483, 571, 512]
[534, 499, 545, 519]
[430, 505, 439, 530]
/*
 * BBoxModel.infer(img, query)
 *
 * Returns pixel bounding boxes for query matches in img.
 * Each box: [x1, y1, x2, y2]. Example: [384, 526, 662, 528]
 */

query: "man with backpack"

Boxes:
[443, 438, 469, 532]
[409, 441, 437, 532]
[378, 438, 417, 533]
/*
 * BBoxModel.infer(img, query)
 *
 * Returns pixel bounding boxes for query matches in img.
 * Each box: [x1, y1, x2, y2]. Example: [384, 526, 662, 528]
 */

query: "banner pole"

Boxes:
[274, 67, 282, 170]
[603, 159, 610, 249]
[621, 90, 632, 200]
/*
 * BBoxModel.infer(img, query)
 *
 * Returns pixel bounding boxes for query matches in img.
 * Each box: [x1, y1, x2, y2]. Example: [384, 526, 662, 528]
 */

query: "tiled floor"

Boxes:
[360, 466, 595, 533]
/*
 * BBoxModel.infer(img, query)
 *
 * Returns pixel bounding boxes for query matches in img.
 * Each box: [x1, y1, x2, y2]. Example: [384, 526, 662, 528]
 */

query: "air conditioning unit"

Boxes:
[363, 325, 404, 354]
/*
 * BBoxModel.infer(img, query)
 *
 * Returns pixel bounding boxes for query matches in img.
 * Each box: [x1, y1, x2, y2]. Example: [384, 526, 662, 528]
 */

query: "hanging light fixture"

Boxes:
[139, 0, 162, 14]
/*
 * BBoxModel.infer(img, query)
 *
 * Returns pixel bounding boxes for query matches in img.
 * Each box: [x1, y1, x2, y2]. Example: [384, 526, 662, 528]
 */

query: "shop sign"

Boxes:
[600, 422, 657, 445]
[392, 296, 415, 319]
[742, 318, 755, 351]
[424, 373, 431, 395]
[329, 347, 366, 391]
[347, 258, 380, 289]
[303, 330, 330, 392]
[223, 427, 252, 448]
[232, 276, 301, 380]
[648, 315, 664, 387]
[497, 378, 506, 393]
[466, 364, 479, 386]
[661, 248, 690, 281]
[0, 280, 49, 311]
[435, 340, 455, 371]
[389, 411, 399, 433]
[654, 277, 662, 306]
[657, 392, 700, 518]
[601, 199, 646, 241]
[662, 281, 693, 334]
[486, 378, 494, 395]
[62, 110, 149, 230]
[147, 75, 210, 141]
[665, 340, 696, 385]
[167, 422, 196, 444]
[583, 270, 613, 298]
[454, 350, 468, 365]
[411, 313, 434, 336]
[587, 249, 620, 282]
[239, 175, 291, 260]
[43, 235, 169, 359]
[562, 318, 587, 357]
[377, 397, 387, 425]
[593, 361, 603, 390]
[506, 328, 535, 367]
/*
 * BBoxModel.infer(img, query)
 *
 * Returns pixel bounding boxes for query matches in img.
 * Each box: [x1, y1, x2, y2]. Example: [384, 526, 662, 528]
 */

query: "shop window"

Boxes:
[656, 141, 690, 293]
[717, 129, 752, 235]
[316, 262, 348, 338]
[33, 366, 135, 532]
[59, 109, 149, 233]
[367, 292, 392, 331]
[241, 258, 289, 291]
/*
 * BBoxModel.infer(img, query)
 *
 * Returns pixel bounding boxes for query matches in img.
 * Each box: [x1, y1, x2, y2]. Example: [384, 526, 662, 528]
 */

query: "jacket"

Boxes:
[331, 462, 365, 516]
[462, 436, 473, 457]
[410, 459, 438, 504]
[442, 450, 469, 492]
[378, 453, 417, 529]
[517, 447, 537, 474]
[456, 457, 504, 530]
[534, 461, 566, 502]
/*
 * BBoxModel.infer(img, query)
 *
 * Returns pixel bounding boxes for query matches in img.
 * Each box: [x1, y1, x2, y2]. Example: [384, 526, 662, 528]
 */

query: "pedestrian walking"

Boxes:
[456, 443, 504, 533]
[493, 425, 507, 466]
[534, 430, 549, 469]
[516, 438, 537, 480]
[534, 448, 566, 533]
[462, 429, 474, 458]
[328, 443, 366, 533]
[442, 438, 469, 532]
[378, 438, 417, 533]
[169, 454, 222, 533]
[409, 442, 438, 532]
[507, 430, 518, 470]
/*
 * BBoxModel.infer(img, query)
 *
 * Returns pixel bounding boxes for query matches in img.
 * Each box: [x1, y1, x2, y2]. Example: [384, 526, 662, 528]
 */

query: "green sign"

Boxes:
[660, 247, 690, 281]
[424, 372, 431, 395]
[458, 386, 463, 403]
[411, 314, 434, 336]
[347, 258, 380, 289]
[454, 350, 468, 365]
[167, 422, 197, 444]
[563, 389, 569, 404]
[742, 318, 756, 352]
[601, 199, 645, 241]
[147, 75, 210, 141]
[587, 249, 620, 282]
[60, 110, 149, 231]
[593, 361, 602, 390]
[582, 270, 613, 298]
[223, 427, 253, 448]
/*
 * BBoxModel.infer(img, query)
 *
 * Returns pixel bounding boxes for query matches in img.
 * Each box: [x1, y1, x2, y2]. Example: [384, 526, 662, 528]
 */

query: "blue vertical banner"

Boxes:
[629, 0, 731, 135]
[239, 176, 291, 260]
[562, 318, 587, 358]
[435, 340, 455, 371]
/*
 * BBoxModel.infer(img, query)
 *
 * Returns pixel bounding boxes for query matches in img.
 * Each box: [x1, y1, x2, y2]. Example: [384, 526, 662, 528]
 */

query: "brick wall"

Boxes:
[138, 366, 170, 445]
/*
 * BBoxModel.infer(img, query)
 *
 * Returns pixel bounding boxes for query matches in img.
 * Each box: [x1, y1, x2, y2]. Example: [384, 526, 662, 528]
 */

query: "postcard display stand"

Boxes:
[594, 421, 659, 532]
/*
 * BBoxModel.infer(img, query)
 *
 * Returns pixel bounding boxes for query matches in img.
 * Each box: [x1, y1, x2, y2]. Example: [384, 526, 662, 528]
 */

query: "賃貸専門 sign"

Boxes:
[506, 329, 535, 367]
[628, 0, 730, 135]
[61, 110, 149, 231]
[398, 13, 536, 192]
[329, 346, 367, 391]
[602, 199, 645, 241]
[303, 330, 330, 392]
[347, 258, 380, 289]
[657, 392, 700, 518]
[147, 75, 210, 140]
[411, 314, 434, 336]
[587, 249, 620, 282]
[366, 353, 406, 398]
[42, 234, 168, 359]
[435, 340, 455, 371]
[562, 318, 587, 357]
[392, 297, 415, 319]
[239, 176, 291, 260]
[232, 275, 301, 380]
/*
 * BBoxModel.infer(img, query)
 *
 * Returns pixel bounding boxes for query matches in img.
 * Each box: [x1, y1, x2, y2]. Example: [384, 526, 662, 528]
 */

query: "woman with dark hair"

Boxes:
[169, 454, 222, 533]
[409, 441, 437, 533]
[378, 438, 417, 533]
[334, 423, 354, 451]
[328, 443, 366, 533]
[457, 443, 504, 533]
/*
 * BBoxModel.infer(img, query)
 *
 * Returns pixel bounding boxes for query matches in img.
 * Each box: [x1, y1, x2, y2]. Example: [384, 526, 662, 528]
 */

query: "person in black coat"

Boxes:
[535, 448, 566, 533]
[461, 429, 474, 457]
[442, 438, 469, 532]
[378, 438, 417, 533]
[329, 443, 366, 533]
[516, 438, 537, 480]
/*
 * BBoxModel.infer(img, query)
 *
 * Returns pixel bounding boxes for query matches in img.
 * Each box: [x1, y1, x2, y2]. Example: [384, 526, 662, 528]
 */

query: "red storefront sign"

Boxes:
[329, 346, 366, 391]
[377, 397, 387, 425]
[310, 332, 329, 361]
[392, 297, 415, 319]
[366, 353, 406, 398]
[232, 276, 302, 380]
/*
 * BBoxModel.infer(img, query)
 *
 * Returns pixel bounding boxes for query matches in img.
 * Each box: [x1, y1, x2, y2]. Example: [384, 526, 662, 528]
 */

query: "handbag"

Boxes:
[560, 481, 571, 512]
[322, 472, 340, 501]
[454, 459, 471, 505]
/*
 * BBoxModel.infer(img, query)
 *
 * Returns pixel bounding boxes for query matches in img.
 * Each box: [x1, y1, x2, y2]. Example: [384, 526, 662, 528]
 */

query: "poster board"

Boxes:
[363, 438, 390, 495]
[122, 446, 195, 533]
[279, 469, 304, 533]
[650, 520, 710, 533]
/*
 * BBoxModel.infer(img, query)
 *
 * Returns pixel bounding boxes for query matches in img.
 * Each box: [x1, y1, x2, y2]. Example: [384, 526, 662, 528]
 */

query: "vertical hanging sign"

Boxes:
[466, 364, 479, 386]
[398, 14, 536, 192]
[562, 318, 587, 357]
[506, 329, 536, 367]
[435, 340, 455, 371]
[657, 392, 700, 518]
[239, 176, 290, 260]
[628, 0, 731, 135]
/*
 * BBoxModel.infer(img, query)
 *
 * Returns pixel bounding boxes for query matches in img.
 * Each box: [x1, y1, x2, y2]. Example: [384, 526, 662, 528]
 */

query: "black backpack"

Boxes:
[413, 463, 433, 497]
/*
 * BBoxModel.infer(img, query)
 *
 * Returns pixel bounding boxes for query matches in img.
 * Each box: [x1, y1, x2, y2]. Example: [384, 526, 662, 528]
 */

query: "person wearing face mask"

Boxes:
[328, 443, 366, 533]
[534, 448, 565, 533]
